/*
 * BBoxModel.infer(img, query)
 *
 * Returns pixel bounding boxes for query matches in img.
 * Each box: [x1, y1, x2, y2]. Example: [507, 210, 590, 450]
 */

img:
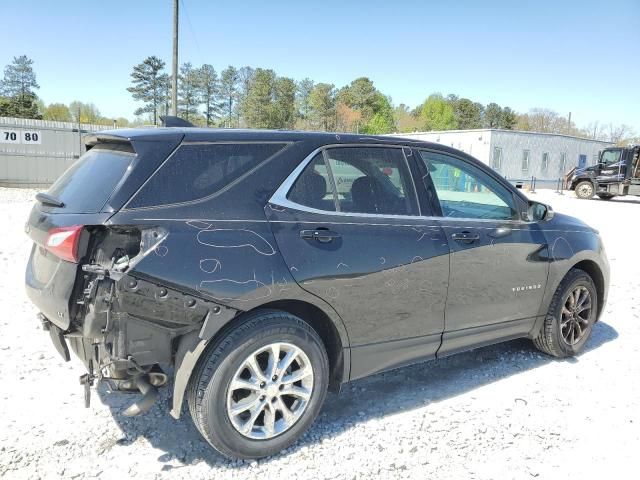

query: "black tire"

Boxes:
[187, 309, 329, 459]
[574, 180, 595, 199]
[533, 268, 597, 357]
[596, 194, 614, 200]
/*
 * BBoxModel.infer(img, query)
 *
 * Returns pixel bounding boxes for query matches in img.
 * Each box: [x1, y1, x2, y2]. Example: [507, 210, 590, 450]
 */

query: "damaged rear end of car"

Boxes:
[24, 130, 204, 415]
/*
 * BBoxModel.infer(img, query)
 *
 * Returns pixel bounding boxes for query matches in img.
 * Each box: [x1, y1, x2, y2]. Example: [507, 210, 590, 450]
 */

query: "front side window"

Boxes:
[129, 143, 287, 208]
[600, 149, 622, 165]
[419, 150, 518, 220]
[522, 150, 530, 172]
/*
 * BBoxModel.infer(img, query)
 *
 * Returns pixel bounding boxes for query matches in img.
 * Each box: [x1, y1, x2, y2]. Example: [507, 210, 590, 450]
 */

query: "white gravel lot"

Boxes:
[1, 187, 639, 480]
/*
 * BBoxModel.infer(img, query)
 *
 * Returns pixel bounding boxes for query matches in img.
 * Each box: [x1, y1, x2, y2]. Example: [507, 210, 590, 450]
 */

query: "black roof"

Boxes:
[85, 127, 441, 148]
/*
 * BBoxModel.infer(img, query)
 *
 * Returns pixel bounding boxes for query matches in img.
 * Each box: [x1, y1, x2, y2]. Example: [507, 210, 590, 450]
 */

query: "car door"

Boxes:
[417, 149, 549, 356]
[266, 145, 450, 379]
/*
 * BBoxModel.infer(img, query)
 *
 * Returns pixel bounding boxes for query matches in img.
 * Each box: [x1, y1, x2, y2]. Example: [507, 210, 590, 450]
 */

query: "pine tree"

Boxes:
[220, 66, 238, 127]
[197, 64, 221, 127]
[308, 83, 336, 131]
[1, 55, 41, 119]
[127, 56, 166, 125]
[178, 62, 201, 121]
[242, 68, 275, 129]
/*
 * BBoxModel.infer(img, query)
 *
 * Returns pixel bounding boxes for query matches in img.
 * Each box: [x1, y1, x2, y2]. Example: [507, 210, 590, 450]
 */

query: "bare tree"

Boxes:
[608, 123, 634, 145]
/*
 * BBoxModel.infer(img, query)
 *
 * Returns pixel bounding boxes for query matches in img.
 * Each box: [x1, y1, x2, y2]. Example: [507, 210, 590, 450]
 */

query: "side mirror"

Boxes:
[527, 201, 554, 222]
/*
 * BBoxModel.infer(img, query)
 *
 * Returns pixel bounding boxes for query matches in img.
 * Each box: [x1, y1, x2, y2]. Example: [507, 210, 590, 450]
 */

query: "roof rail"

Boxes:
[160, 116, 195, 128]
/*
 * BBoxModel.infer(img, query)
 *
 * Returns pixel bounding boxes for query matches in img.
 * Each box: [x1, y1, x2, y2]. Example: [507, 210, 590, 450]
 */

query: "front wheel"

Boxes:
[187, 310, 329, 459]
[533, 268, 597, 357]
[574, 180, 595, 199]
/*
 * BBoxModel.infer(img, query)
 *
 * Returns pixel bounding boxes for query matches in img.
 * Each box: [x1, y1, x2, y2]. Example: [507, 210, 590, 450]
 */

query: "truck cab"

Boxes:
[568, 145, 640, 199]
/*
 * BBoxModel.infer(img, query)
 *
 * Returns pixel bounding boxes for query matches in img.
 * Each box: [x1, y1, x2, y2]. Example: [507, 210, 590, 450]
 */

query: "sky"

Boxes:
[1, 0, 639, 132]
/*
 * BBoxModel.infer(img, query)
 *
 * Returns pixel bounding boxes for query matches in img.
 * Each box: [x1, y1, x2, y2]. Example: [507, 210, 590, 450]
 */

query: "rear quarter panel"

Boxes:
[107, 138, 351, 348]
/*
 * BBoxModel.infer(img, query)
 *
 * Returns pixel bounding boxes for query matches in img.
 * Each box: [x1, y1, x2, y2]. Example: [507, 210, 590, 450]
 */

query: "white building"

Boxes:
[394, 129, 612, 187]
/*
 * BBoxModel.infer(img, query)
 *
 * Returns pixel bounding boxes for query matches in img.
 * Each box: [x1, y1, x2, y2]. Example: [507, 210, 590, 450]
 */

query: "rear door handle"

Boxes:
[451, 231, 480, 243]
[299, 229, 341, 243]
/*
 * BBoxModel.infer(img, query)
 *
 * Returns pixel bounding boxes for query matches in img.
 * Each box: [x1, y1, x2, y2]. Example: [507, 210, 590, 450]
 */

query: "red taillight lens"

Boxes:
[45, 225, 83, 262]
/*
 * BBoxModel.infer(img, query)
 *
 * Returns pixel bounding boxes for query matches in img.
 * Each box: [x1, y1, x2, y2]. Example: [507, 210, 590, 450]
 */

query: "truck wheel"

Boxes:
[533, 268, 597, 357]
[596, 194, 613, 200]
[574, 181, 595, 199]
[187, 310, 329, 459]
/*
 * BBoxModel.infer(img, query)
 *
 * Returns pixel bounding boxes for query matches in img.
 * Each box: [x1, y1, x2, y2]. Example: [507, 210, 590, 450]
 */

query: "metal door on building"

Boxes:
[578, 154, 587, 168]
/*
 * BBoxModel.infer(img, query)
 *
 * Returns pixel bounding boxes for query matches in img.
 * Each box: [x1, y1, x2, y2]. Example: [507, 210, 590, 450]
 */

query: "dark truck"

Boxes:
[567, 145, 640, 199]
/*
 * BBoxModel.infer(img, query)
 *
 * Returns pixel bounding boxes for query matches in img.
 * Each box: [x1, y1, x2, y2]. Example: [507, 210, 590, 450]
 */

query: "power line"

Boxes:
[180, 0, 205, 64]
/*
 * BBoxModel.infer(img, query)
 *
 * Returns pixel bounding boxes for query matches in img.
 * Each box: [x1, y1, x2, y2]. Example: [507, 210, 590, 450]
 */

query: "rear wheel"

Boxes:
[533, 268, 597, 357]
[187, 310, 329, 459]
[574, 181, 595, 199]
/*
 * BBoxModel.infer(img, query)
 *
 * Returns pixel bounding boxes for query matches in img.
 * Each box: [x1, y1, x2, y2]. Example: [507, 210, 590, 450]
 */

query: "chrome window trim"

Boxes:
[269, 143, 533, 224]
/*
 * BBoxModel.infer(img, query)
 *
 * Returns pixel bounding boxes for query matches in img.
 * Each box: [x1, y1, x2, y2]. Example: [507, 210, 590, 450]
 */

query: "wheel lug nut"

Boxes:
[260, 395, 266, 401]
[260, 382, 266, 388]
[272, 375, 278, 381]
[279, 384, 284, 391]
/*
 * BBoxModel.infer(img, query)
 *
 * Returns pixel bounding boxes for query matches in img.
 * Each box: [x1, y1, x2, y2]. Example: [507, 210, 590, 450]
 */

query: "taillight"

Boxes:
[45, 225, 83, 262]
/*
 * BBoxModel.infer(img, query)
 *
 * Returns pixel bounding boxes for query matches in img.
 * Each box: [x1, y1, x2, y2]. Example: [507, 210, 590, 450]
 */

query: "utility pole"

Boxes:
[171, 0, 179, 116]
[567, 112, 572, 134]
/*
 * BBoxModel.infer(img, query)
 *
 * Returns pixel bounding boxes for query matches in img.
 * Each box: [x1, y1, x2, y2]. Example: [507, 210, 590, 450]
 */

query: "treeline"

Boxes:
[125, 56, 522, 135]
[0, 55, 131, 126]
[1, 55, 637, 145]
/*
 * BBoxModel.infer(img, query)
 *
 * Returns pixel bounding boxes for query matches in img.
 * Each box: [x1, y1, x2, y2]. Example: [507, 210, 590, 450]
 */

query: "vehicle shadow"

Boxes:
[96, 320, 618, 470]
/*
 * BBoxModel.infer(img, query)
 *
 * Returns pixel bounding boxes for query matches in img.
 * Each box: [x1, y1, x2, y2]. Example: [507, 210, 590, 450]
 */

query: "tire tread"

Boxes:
[533, 268, 594, 357]
[186, 309, 328, 458]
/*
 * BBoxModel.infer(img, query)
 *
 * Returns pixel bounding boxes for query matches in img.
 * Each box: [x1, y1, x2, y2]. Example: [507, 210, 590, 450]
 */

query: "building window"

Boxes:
[559, 153, 566, 173]
[492, 147, 502, 171]
[522, 150, 530, 172]
[541, 152, 549, 172]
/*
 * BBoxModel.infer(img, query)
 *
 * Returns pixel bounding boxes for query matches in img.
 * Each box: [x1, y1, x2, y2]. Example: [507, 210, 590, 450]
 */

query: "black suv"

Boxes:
[25, 126, 609, 459]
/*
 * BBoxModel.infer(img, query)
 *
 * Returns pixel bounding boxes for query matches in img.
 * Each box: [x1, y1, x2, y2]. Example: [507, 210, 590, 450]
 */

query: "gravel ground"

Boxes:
[1, 187, 638, 479]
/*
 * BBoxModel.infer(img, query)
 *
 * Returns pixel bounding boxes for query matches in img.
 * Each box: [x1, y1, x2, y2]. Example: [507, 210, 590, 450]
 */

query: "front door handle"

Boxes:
[299, 228, 341, 243]
[451, 231, 480, 243]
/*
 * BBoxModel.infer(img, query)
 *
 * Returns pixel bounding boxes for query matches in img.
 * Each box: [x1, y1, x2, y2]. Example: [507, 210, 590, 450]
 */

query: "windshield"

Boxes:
[600, 149, 622, 165]
[46, 143, 135, 213]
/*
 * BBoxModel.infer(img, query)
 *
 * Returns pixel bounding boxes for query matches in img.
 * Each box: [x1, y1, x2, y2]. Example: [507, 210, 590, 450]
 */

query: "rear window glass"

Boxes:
[47, 143, 135, 213]
[128, 143, 287, 208]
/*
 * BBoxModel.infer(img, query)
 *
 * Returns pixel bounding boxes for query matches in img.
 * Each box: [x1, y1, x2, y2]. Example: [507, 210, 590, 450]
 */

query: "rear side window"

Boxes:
[287, 153, 336, 211]
[47, 143, 135, 213]
[128, 143, 287, 208]
[285, 147, 418, 216]
[325, 147, 418, 215]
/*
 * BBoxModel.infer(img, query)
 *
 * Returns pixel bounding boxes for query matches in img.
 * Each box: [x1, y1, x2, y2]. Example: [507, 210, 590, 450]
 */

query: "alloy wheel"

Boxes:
[226, 342, 314, 440]
[560, 286, 592, 346]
